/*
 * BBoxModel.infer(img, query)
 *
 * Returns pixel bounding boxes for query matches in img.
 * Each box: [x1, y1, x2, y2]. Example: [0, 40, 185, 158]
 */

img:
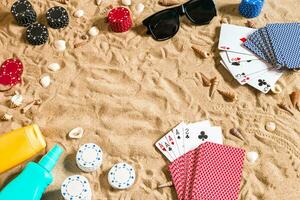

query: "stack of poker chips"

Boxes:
[26, 23, 49, 45]
[108, 162, 136, 189]
[239, 0, 264, 18]
[76, 143, 103, 172]
[61, 175, 92, 200]
[46, 6, 69, 29]
[11, 0, 37, 27]
[108, 7, 132, 33]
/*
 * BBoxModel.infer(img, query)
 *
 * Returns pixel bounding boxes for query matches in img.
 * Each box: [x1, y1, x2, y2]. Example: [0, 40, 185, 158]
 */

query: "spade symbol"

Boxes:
[177, 136, 181, 139]
[232, 62, 240, 66]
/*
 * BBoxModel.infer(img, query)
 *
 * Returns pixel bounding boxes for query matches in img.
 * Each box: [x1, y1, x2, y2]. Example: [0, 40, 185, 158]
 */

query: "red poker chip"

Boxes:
[0, 58, 23, 87]
[108, 7, 132, 33]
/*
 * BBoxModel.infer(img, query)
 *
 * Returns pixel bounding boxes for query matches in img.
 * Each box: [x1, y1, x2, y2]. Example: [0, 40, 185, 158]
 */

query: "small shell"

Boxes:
[209, 77, 219, 97]
[88, 26, 99, 37]
[40, 75, 51, 88]
[74, 9, 84, 18]
[10, 92, 23, 107]
[1, 113, 13, 121]
[220, 18, 229, 24]
[278, 102, 294, 116]
[199, 72, 211, 87]
[229, 128, 245, 141]
[48, 63, 61, 72]
[246, 151, 258, 164]
[68, 127, 84, 139]
[54, 40, 66, 52]
[96, 0, 102, 5]
[22, 119, 32, 126]
[271, 84, 282, 94]
[159, 0, 180, 6]
[217, 89, 238, 102]
[290, 89, 300, 111]
[157, 181, 173, 189]
[265, 121, 276, 132]
[122, 0, 131, 6]
[135, 3, 145, 14]
[191, 45, 210, 58]
[246, 20, 256, 28]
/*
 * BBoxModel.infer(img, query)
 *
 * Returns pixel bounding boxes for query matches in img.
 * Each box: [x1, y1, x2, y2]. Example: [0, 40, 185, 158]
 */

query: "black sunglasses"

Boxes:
[143, 0, 217, 41]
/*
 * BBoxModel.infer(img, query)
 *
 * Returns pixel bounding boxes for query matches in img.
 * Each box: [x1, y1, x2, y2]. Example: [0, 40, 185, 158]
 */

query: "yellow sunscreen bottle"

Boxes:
[0, 124, 46, 174]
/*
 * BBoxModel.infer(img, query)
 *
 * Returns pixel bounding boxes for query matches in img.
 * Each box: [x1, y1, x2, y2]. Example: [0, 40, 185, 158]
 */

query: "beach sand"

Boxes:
[0, 0, 300, 199]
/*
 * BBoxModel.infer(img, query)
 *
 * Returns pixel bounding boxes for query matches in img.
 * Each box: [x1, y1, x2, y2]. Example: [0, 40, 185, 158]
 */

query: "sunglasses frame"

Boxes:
[143, 0, 217, 41]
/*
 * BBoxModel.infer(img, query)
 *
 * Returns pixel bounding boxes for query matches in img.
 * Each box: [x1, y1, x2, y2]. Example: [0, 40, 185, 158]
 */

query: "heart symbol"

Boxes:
[240, 37, 247, 43]
[0, 58, 23, 86]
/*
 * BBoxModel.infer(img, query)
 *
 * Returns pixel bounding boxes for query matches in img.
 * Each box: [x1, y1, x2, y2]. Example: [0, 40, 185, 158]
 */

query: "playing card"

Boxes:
[155, 136, 175, 162]
[183, 120, 210, 154]
[220, 51, 270, 85]
[190, 142, 245, 200]
[218, 24, 256, 55]
[226, 51, 259, 63]
[165, 129, 181, 159]
[171, 122, 186, 157]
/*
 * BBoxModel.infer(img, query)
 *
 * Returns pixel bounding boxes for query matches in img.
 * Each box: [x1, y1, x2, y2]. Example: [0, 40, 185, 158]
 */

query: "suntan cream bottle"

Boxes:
[0, 145, 63, 200]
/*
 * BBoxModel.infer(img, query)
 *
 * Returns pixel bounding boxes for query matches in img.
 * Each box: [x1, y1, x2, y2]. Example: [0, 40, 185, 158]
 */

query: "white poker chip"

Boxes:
[108, 162, 136, 189]
[76, 143, 103, 172]
[61, 175, 92, 200]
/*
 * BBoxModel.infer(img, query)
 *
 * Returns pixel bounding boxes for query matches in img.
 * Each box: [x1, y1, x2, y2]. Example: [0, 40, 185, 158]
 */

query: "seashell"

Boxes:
[22, 119, 32, 126]
[10, 92, 23, 107]
[246, 20, 256, 28]
[74, 9, 85, 18]
[246, 151, 258, 164]
[54, 40, 66, 52]
[229, 128, 245, 141]
[159, 0, 180, 6]
[48, 63, 61, 72]
[135, 3, 145, 14]
[57, 0, 69, 4]
[88, 26, 99, 37]
[271, 84, 282, 94]
[40, 75, 51, 88]
[217, 89, 238, 102]
[220, 18, 229, 24]
[21, 99, 42, 114]
[200, 72, 211, 87]
[157, 181, 173, 189]
[290, 89, 300, 111]
[209, 77, 219, 97]
[265, 121, 276, 132]
[96, 0, 102, 5]
[1, 113, 13, 121]
[68, 127, 84, 139]
[122, 0, 131, 6]
[278, 102, 294, 116]
[191, 45, 210, 58]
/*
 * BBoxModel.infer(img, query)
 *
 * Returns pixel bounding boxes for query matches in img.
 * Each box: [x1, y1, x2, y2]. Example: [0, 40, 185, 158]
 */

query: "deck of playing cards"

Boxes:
[218, 24, 284, 93]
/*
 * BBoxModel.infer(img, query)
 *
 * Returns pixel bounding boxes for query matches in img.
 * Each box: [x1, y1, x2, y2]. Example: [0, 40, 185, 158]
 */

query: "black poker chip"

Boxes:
[46, 6, 69, 29]
[26, 23, 49, 45]
[11, 0, 37, 27]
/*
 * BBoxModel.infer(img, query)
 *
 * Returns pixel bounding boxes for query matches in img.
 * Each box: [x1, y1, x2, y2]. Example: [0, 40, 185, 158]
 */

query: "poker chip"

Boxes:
[46, 6, 69, 29]
[11, 0, 37, 27]
[26, 23, 49, 45]
[108, 162, 136, 189]
[239, 0, 264, 18]
[108, 7, 132, 33]
[0, 58, 23, 87]
[76, 143, 103, 172]
[61, 175, 92, 200]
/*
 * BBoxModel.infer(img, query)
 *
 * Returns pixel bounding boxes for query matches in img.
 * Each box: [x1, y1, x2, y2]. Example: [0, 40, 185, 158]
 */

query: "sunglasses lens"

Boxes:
[149, 10, 179, 40]
[185, 0, 216, 24]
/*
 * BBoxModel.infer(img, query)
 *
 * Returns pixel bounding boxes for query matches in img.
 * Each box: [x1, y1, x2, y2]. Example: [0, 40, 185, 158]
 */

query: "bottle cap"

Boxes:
[39, 144, 63, 172]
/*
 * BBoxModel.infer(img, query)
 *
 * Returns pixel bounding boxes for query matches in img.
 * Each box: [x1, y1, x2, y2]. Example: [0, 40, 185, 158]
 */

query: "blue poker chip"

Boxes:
[108, 162, 136, 189]
[61, 175, 92, 200]
[76, 143, 103, 172]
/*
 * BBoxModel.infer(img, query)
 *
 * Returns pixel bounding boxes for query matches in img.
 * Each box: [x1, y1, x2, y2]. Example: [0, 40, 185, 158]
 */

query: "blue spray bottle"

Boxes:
[0, 144, 63, 200]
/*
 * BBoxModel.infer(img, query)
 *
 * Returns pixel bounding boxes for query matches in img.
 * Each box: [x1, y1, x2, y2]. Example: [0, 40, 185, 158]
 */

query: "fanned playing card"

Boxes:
[190, 142, 245, 200]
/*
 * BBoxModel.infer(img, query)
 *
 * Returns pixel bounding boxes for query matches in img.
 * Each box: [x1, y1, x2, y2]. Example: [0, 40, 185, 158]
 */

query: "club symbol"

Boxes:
[258, 79, 267, 86]
[198, 131, 208, 141]
[185, 135, 189, 139]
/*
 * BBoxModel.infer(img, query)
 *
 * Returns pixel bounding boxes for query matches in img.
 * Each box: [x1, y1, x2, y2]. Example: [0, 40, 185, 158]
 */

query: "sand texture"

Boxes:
[0, 0, 300, 199]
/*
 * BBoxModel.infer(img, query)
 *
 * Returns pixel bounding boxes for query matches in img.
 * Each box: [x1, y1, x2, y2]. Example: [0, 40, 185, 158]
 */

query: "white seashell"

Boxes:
[271, 84, 282, 94]
[246, 151, 259, 164]
[96, 0, 102, 5]
[1, 113, 13, 121]
[135, 3, 144, 14]
[54, 40, 66, 52]
[68, 127, 84, 139]
[88, 26, 99, 37]
[122, 0, 131, 6]
[10, 93, 23, 107]
[74, 9, 85, 18]
[48, 63, 61, 72]
[40, 75, 51, 88]
[265, 121, 276, 132]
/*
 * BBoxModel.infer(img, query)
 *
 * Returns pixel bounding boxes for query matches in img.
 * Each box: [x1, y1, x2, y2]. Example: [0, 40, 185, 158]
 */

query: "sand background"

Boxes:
[0, 0, 300, 199]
